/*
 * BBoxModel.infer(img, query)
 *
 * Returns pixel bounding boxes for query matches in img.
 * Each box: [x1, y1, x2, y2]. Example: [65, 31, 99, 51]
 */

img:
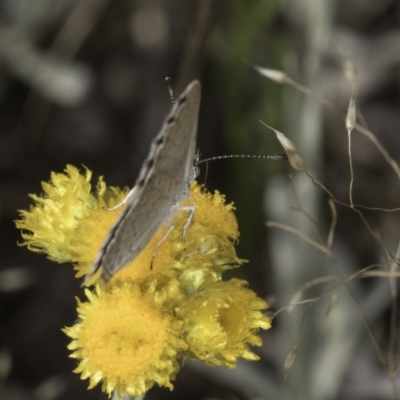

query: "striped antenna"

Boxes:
[197, 153, 288, 164]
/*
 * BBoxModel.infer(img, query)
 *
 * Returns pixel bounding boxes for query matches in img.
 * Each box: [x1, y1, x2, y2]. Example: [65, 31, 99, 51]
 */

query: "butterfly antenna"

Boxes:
[202, 159, 210, 186]
[197, 154, 288, 164]
[165, 77, 175, 105]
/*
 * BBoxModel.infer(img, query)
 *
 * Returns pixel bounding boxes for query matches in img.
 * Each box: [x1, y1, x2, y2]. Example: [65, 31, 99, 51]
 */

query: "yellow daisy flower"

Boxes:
[15, 165, 129, 268]
[63, 282, 187, 397]
[106, 181, 243, 290]
[179, 279, 271, 368]
[16, 165, 272, 397]
[15, 165, 95, 262]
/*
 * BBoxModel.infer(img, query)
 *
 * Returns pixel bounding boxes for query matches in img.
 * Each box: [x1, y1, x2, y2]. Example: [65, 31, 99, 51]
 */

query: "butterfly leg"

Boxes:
[180, 206, 195, 240]
[105, 186, 137, 211]
[150, 223, 175, 269]
[180, 194, 195, 240]
[150, 196, 195, 269]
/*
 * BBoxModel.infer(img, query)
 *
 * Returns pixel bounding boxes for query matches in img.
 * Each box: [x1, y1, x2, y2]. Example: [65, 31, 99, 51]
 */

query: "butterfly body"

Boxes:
[87, 80, 201, 282]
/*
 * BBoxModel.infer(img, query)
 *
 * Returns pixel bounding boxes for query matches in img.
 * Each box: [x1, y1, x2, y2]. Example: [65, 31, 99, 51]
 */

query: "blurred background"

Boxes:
[2, 0, 400, 399]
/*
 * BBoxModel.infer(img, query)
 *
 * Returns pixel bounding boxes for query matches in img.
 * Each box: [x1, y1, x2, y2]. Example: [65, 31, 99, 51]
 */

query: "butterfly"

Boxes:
[85, 80, 201, 283]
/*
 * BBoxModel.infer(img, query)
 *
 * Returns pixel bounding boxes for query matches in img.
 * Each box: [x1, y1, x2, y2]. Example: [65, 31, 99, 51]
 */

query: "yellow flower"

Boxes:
[15, 165, 95, 262]
[63, 282, 187, 397]
[16, 166, 242, 285]
[179, 279, 271, 368]
[15, 165, 129, 280]
[108, 181, 243, 290]
[15, 165, 129, 265]
[16, 165, 272, 397]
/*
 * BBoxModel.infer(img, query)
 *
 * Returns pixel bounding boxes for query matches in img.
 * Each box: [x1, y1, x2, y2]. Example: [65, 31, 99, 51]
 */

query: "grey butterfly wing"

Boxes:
[87, 80, 201, 282]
